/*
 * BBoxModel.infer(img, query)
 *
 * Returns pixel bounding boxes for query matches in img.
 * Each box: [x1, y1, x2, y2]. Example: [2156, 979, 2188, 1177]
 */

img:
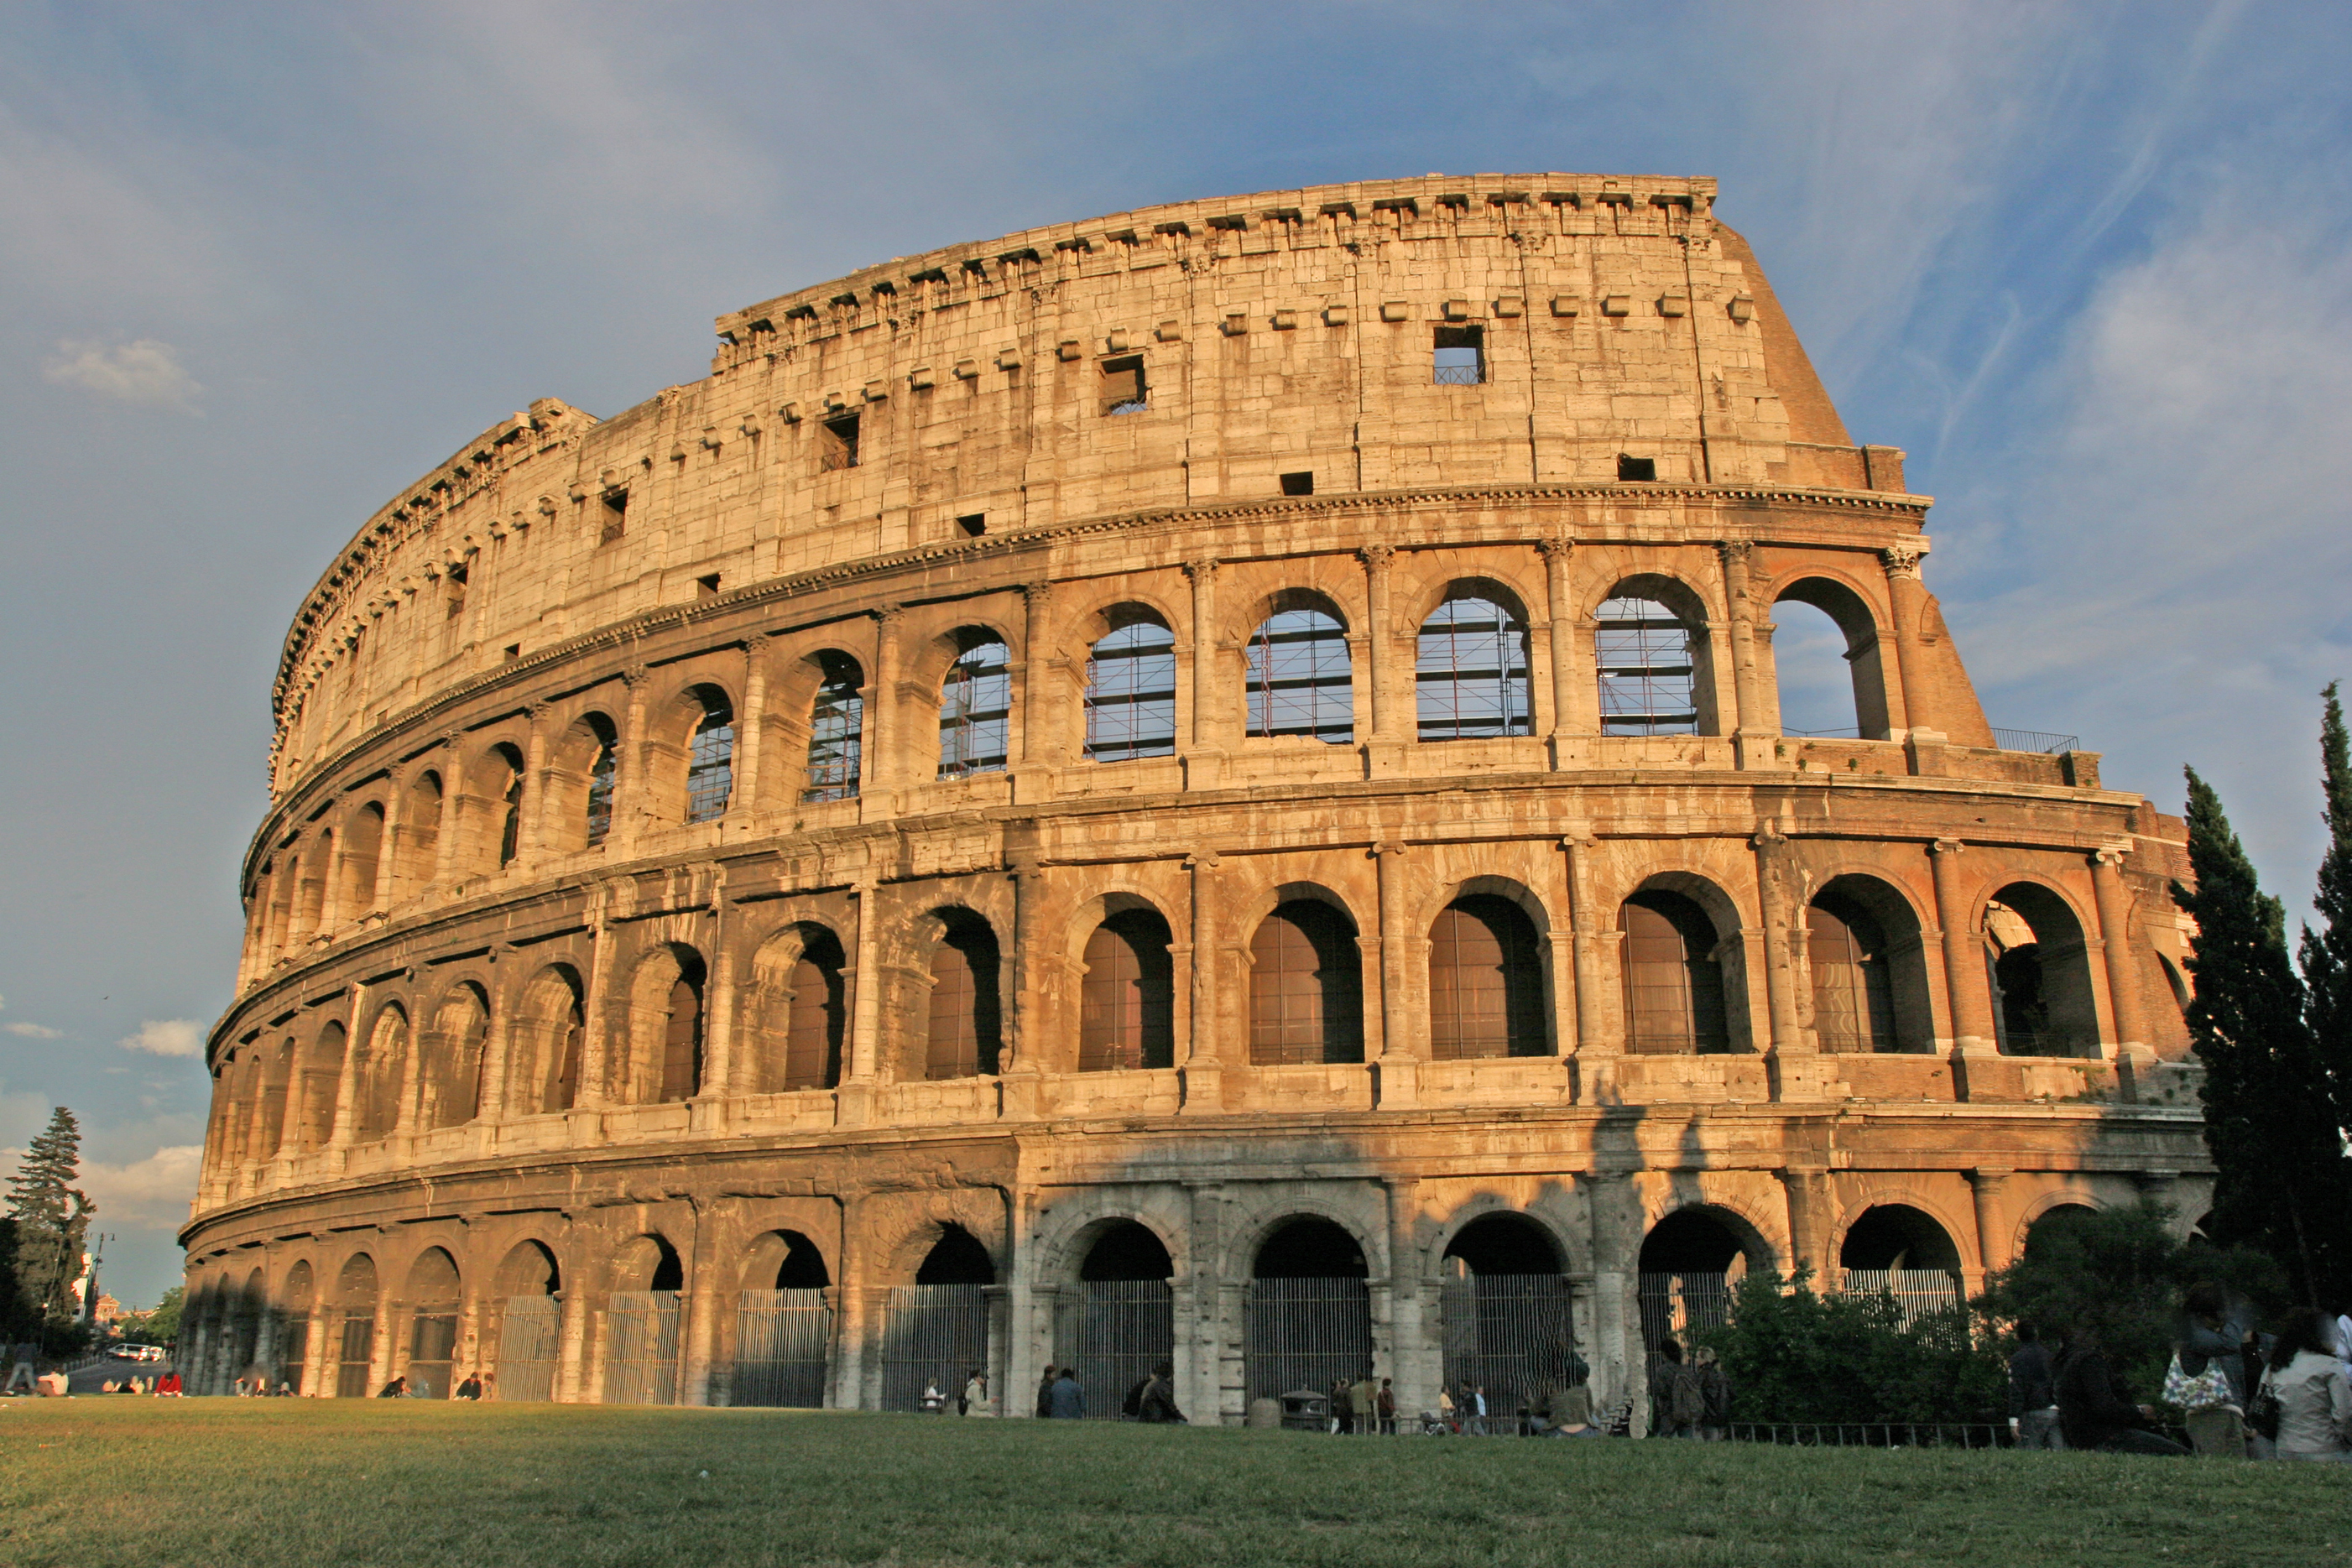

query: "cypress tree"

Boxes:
[2299, 681, 2352, 1142]
[2175, 768, 2352, 1308]
[3, 1107, 93, 1336]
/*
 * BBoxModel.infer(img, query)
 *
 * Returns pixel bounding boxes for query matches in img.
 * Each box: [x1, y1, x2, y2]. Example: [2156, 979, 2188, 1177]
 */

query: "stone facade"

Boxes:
[183, 174, 2208, 1421]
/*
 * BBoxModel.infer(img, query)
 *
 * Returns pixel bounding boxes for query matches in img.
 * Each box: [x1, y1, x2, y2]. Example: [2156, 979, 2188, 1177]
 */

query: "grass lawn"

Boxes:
[0, 1402, 2344, 1568]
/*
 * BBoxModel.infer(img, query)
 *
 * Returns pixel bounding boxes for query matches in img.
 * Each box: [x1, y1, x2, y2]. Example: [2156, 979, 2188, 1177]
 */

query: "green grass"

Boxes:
[0, 1402, 2344, 1568]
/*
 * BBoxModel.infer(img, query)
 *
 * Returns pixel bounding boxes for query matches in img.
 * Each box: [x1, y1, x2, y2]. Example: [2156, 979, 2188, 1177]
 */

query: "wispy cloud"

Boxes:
[0, 992, 64, 1039]
[41, 337, 202, 413]
[78, 1143, 201, 1230]
[118, 1019, 203, 1058]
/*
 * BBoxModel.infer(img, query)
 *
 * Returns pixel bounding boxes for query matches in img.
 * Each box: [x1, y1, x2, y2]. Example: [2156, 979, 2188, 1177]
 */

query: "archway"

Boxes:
[1442, 1214, 1578, 1423]
[1248, 899, 1365, 1065]
[1428, 895, 1548, 1060]
[603, 1236, 684, 1405]
[1637, 1208, 1761, 1357]
[403, 1248, 462, 1399]
[1061, 1221, 1175, 1420]
[332, 1254, 379, 1398]
[2021, 1201, 2101, 1259]
[1839, 1204, 1964, 1322]
[1806, 875, 1934, 1054]
[279, 1262, 316, 1396]
[733, 1231, 833, 1409]
[1078, 911, 1176, 1072]
[1619, 890, 1734, 1054]
[1769, 578, 1891, 741]
[883, 1225, 994, 1413]
[1986, 883, 2101, 1056]
[489, 1241, 561, 1403]
[1246, 1216, 1373, 1406]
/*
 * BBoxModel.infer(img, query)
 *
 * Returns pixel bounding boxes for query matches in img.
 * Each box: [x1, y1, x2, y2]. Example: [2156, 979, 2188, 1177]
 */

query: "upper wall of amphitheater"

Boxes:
[266, 173, 1920, 800]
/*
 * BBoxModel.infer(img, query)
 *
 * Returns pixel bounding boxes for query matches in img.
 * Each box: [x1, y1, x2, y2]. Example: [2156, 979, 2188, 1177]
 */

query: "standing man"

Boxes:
[2009, 1323, 2063, 1451]
[1035, 1365, 1058, 1419]
[1352, 1372, 1379, 1437]
[4, 1342, 38, 1395]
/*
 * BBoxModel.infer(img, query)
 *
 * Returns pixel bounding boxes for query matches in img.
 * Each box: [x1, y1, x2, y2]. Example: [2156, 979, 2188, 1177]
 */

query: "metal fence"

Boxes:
[493, 1295, 559, 1402]
[880, 1284, 988, 1413]
[1245, 1278, 1372, 1405]
[406, 1310, 457, 1400]
[602, 1290, 681, 1405]
[336, 1311, 374, 1399]
[1991, 728, 2079, 755]
[1637, 1271, 1733, 1356]
[1441, 1274, 1583, 1420]
[1056, 1279, 1173, 1419]
[1840, 1269, 1963, 1326]
[1728, 1422, 2005, 1448]
[279, 1318, 308, 1399]
[732, 1288, 832, 1408]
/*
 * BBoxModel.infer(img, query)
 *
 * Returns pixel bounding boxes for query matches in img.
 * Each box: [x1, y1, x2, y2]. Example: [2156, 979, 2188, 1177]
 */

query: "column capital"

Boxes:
[1182, 849, 1223, 873]
[1536, 535, 1576, 563]
[1370, 840, 1410, 861]
[1968, 1165, 2015, 1186]
[1181, 557, 1219, 583]
[1357, 544, 1395, 570]
[743, 630, 777, 654]
[1020, 580, 1054, 607]
[1715, 539, 1755, 568]
[619, 663, 651, 690]
[1880, 543, 1925, 579]
[1930, 836, 1966, 857]
[869, 603, 905, 628]
[2091, 843, 2130, 868]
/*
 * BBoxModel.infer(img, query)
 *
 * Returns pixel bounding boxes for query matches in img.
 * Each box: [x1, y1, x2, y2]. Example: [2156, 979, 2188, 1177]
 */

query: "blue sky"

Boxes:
[3, 1, 2348, 1307]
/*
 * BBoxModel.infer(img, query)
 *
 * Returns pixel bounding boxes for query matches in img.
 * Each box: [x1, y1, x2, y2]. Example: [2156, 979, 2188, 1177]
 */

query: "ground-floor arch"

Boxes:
[1440, 1213, 1580, 1429]
[882, 1225, 994, 1413]
[1245, 1216, 1373, 1408]
[733, 1230, 833, 1409]
[1637, 1206, 1767, 1357]
[1838, 1203, 1965, 1322]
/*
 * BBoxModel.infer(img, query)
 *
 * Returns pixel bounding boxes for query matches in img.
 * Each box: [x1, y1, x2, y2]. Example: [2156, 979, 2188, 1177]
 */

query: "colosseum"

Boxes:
[182, 172, 2211, 1425]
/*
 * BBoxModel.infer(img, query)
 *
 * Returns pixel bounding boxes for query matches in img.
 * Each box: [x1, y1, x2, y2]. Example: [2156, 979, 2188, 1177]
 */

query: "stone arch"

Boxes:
[1242, 588, 1354, 745]
[2157, 952, 2191, 1015]
[1769, 573, 1895, 741]
[1637, 1203, 1771, 1358]
[928, 626, 1014, 780]
[611, 1233, 686, 1293]
[401, 1246, 462, 1398]
[544, 709, 620, 852]
[1426, 884, 1551, 1060]
[279, 1258, 317, 1393]
[353, 1001, 409, 1140]
[745, 920, 849, 1092]
[1081, 602, 1180, 765]
[1440, 1211, 1568, 1275]
[399, 768, 444, 891]
[1245, 888, 1366, 1066]
[330, 1252, 381, 1398]
[913, 1222, 997, 1285]
[1244, 1212, 1376, 1404]
[771, 646, 865, 806]
[458, 740, 528, 875]
[739, 1229, 832, 1290]
[1072, 895, 1176, 1072]
[1413, 578, 1534, 742]
[1590, 570, 1721, 737]
[1619, 872, 1748, 1055]
[1805, 872, 1935, 1054]
[506, 963, 585, 1117]
[619, 942, 706, 1104]
[1984, 879, 2102, 1057]
[1835, 1199, 1967, 1275]
[252, 1034, 296, 1161]
[416, 980, 490, 1131]
[916, 906, 1003, 1081]
[2016, 1193, 2104, 1259]
[640, 679, 741, 826]
[339, 800, 387, 914]
[494, 1239, 561, 1296]
[290, 1018, 346, 1152]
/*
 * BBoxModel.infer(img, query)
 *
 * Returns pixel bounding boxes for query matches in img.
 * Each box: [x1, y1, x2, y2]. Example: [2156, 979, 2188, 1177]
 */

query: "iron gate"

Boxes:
[1441, 1274, 1583, 1422]
[602, 1290, 682, 1405]
[880, 1284, 987, 1412]
[1842, 1268, 1963, 1326]
[1639, 1270, 1731, 1357]
[1056, 1279, 1173, 1419]
[279, 1317, 308, 1398]
[493, 1295, 559, 1402]
[336, 1311, 374, 1399]
[1245, 1278, 1372, 1405]
[406, 1310, 457, 1399]
[732, 1288, 832, 1408]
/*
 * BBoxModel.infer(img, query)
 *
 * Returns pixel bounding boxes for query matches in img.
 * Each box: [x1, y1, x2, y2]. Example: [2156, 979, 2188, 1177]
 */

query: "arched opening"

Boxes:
[295, 833, 331, 943]
[1985, 883, 2101, 1057]
[1061, 1222, 1175, 1420]
[417, 984, 489, 1132]
[1248, 1216, 1373, 1405]
[883, 1225, 994, 1413]
[1078, 909, 1176, 1071]
[488, 1240, 561, 1403]
[2021, 1202, 2101, 1259]
[253, 1038, 294, 1162]
[342, 803, 384, 914]
[2158, 954, 2191, 1016]
[566, 712, 618, 848]
[1804, 875, 1938, 1054]
[1596, 588, 1705, 736]
[228, 1268, 266, 1389]
[683, 689, 736, 822]
[1638, 1208, 1760, 1358]
[279, 1261, 315, 1396]
[1248, 899, 1364, 1065]
[780, 927, 848, 1092]
[1245, 600, 1353, 744]
[1770, 580, 1892, 741]
[1084, 613, 1178, 763]
[355, 1005, 409, 1140]
[802, 652, 865, 802]
[937, 633, 1012, 779]
[1428, 894, 1548, 1060]
[293, 1020, 346, 1152]
[605, 1236, 685, 1406]
[333, 1254, 379, 1398]
[1442, 1215, 1578, 1420]
[623, 945, 706, 1104]
[489, 743, 526, 867]
[734, 1231, 833, 1409]
[1619, 890, 1733, 1054]
[923, 912, 1002, 1081]
[1416, 590, 1531, 741]
[403, 1248, 462, 1399]
[402, 770, 443, 890]
[1839, 1204, 1963, 1322]
[508, 965, 585, 1117]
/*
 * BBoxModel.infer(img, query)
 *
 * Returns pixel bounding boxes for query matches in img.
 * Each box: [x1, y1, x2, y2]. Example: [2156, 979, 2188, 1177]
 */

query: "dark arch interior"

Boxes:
[774, 1231, 831, 1289]
[498, 1242, 559, 1296]
[648, 1237, 685, 1292]
[1079, 1220, 1173, 1281]
[1254, 1216, 1367, 1279]
[1639, 1209, 1745, 1273]
[2021, 1203, 2100, 1258]
[915, 1224, 995, 1285]
[1839, 1204, 1962, 1273]
[1443, 1213, 1560, 1275]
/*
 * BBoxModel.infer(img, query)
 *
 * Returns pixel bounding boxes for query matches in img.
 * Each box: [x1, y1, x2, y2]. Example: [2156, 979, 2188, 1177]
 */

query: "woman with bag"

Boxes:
[2168, 1283, 2253, 1456]
[2256, 1311, 2352, 1463]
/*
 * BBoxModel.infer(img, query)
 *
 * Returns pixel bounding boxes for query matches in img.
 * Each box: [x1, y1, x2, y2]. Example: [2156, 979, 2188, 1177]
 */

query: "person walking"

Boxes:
[1137, 1361, 1186, 1424]
[1695, 1347, 1730, 1440]
[2172, 1284, 2254, 1456]
[1036, 1366, 1058, 1419]
[2260, 1310, 2352, 1462]
[2009, 1323, 2064, 1451]
[1468, 1384, 1490, 1437]
[1330, 1377, 1353, 1435]
[1351, 1373, 1379, 1437]
[1050, 1365, 1085, 1420]
[2056, 1326, 2188, 1455]
[1376, 1377, 1396, 1435]
[5, 1343, 39, 1395]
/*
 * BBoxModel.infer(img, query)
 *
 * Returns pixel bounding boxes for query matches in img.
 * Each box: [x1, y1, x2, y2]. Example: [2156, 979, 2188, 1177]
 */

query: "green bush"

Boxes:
[1694, 1268, 2005, 1424]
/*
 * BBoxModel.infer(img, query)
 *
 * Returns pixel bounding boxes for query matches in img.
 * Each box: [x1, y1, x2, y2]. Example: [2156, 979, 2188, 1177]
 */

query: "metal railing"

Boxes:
[1441, 1274, 1585, 1420]
[493, 1295, 558, 1402]
[1841, 1269, 1963, 1327]
[1728, 1421, 2006, 1448]
[1245, 1278, 1372, 1405]
[602, 1290, 681, 1405]
[881, 1284, 987, 1413]
[1058, 1279, 1173, 1419]
[1991, 728, 2078, 754]
[732, 1288, 832, 1408]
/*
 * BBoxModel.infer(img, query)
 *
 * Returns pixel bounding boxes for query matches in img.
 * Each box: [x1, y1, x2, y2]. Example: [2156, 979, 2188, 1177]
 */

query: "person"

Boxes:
[377, 1375, 408, 1398]
[1050, 1366, 1084, 1420]
[454, 1372, 483, 1400]
[2009, 1323, 2064, 1451]
[1376, 1377, 1396, 1435]
[920, 1380, 945, 1414]
[1544, 1383, 1604, 1437]
[3, 1342, 38, 1396]
[1137, 1361, 1186, 1424]
[962, 1368, 988, 1416]
[2055, 1326, 2188, 1455]
[2261, 1310, 2352, 1462]
[156, 1370, 182, 1396]
[2335, 1305, 2352, 1386]
[1695, 1346, 1730, 1440]
[1036, 1366, 1058, 1419]
[1351, 1373, 1379, 1437]
[1329, 1377, 1353, 1435]
[1467, 1384, 1489, 1437]
[1437, 1384, 1456, 1432]
[2174, 1283, 2253, 1456]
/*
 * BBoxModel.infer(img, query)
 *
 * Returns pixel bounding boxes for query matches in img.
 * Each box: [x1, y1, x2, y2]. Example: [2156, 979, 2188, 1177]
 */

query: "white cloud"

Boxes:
[3, 1021, 63, 1039]
[118, 1019, 203, 1058]
[77, 1143, 202, 1231]
[41, 337, 203, 413]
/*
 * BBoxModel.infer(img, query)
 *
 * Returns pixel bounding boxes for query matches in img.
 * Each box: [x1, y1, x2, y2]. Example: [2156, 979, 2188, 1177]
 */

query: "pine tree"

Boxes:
[2299, 681, 2352, 1143]
[3, 1107, 94, 1334]
[2176, 768, 2352, 1309]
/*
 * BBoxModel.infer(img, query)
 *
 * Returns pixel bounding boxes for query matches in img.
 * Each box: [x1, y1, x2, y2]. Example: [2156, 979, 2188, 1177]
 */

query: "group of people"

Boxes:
[99, 1372, 184, 1395]
[1642, 1340, 1731, 1440]
[1027, 1362, 1185, 1423]
[1325, 1374, 1397, 1434]
[2010, 1293, 2352, 1460]
[373, 1371, 489, 1399]
[3, 1343, 183, 1399]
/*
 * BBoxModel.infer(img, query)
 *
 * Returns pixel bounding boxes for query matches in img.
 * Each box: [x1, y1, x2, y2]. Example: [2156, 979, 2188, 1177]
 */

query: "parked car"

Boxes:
[107, 1343, 165, 1362]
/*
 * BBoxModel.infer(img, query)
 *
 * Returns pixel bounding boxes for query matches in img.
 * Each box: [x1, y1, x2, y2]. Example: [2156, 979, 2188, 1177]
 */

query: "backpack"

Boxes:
[1124, 1378, 1148, 1418]
[1670, 1366, 1706, 1425]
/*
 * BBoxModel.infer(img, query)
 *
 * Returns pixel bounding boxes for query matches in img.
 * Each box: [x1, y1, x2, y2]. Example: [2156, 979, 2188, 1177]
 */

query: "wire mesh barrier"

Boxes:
[279, 1317, 307, 1397]
[1728, 1422, 2007, 1449]
[1056, 1279, 1174, 1419]
[406, 1310, 457, 1399]
[602, 1291, 681, 1406]
[1245, 1278, 1373, 1405]
[730, 1289, 832, 1408]
[881, 1284, 988, 1413]
[1637, 1271, 1734, 1356]
[335, 1312, 373, 1399]
[1991, 728, 2079, 754]
[1839, 1269, 1963, 1326]
[1441, 1274, 1585, 1424]
[493, 1295, 559, 1402]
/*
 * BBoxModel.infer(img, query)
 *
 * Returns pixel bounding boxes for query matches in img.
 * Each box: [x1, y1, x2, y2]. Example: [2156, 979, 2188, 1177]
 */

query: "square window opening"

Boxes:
[599, 488, 628, 544]
[1100, 355, 1148, 416]
[503, 643, 521, 662]
[1617, 454, 1658, 482]
[956, 513, 987, 538]
[1280, 471, 1315, 497]
[696, 573, 722, 600]
[1433, 324, 1484, 385]
[820, 411, 861, 471]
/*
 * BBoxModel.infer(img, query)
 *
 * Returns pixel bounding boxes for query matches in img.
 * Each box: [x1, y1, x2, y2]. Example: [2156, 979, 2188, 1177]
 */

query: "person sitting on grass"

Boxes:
[455, 1372, 483, 1400]
[1543, 1383, 1604, 1438]
[2056, 1326, 2188, 1455]
[377, 1375, 408, 1399]
[2261, 1310, 2352, 1462]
